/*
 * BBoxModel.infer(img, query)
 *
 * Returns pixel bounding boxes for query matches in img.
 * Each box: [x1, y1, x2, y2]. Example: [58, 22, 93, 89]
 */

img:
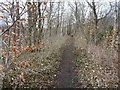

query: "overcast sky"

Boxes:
[0, 0, 116, 26]
[0, 0, 117, 2]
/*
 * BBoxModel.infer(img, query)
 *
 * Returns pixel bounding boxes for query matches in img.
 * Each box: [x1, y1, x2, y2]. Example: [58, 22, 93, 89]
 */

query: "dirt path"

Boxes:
[55, 37, 77, 88]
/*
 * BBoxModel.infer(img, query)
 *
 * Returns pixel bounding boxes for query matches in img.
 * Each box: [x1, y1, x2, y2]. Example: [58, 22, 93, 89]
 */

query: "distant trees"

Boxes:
[67, 0, 118, 48]
[86, 0, 112, 44]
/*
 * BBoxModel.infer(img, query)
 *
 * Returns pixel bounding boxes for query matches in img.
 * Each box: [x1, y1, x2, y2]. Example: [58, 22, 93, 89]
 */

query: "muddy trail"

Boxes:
[55, 37, 78, 88]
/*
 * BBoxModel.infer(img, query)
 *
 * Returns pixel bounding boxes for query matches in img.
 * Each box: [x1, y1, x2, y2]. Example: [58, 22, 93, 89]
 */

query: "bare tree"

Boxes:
[86, 0, 112, 30]
[86, 0, 112, 44]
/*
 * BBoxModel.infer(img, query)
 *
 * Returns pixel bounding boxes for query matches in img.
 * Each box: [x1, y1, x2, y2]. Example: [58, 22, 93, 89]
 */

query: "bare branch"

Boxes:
[0, 3, 31, 36]
[86, 0, 93, 9]
[98, 2, 112, 21]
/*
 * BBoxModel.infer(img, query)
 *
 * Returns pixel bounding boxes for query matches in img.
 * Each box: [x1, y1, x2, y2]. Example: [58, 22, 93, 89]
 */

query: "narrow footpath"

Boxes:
[55, 37, 77, 88]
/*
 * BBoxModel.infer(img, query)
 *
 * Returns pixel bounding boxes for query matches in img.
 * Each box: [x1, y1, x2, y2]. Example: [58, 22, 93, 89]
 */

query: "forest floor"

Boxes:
[3, 36, 118, 88]
[54, 37, 78, 88]
[54, 36, 118, 88]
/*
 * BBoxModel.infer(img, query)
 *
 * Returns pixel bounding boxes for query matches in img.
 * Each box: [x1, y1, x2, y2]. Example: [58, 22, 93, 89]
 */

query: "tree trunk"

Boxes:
[48, 2, 52, 37]
[118, 1, 120, 89]
[27, 2, 32, 46]
[32, 2, 37, 45]
[0, 29, 3, 89]
[111, 1, 118, 48]
[38, 2, 42, 44]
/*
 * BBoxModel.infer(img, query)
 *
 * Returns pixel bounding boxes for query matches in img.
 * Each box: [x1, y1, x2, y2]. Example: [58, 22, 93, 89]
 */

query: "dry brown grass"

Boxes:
[4, 35, 67, 88]
[74, 34, 119, 88]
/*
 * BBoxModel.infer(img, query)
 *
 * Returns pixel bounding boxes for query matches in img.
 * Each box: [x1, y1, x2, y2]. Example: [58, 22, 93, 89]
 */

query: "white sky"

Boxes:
[0, 0, 117, 26]
[0, 0, 117, 2]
